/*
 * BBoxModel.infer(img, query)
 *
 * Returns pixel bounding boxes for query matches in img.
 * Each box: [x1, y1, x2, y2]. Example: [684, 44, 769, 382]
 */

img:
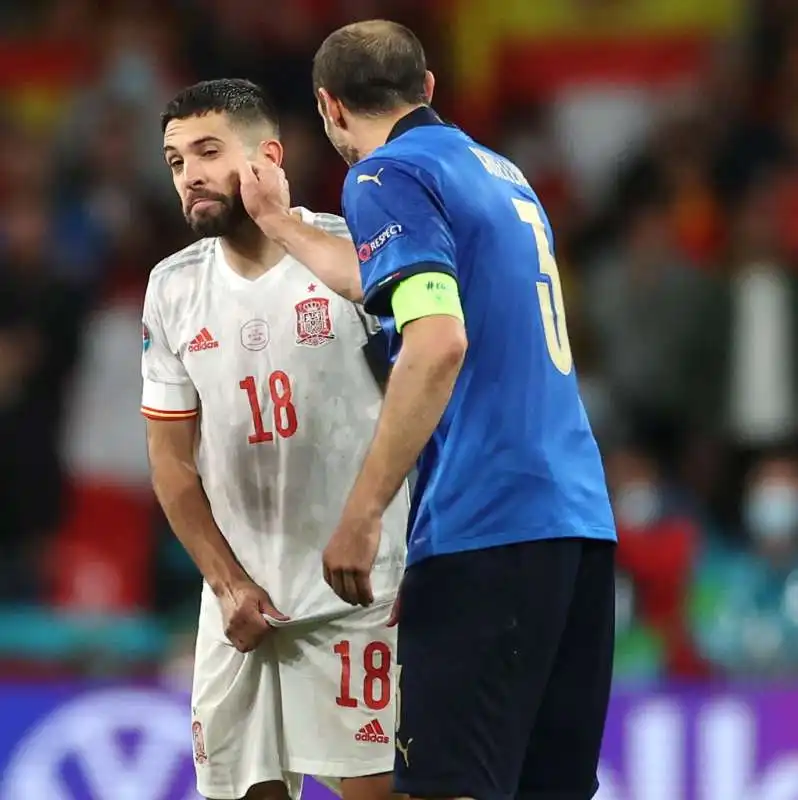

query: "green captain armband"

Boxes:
[391, 273, 464, 333]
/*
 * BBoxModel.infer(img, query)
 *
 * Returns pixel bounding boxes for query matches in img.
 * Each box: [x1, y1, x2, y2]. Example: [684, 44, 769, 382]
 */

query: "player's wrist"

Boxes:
[251, 206, 293, 239]
[342, 491, 384, 530]
[208, 569, 252, 599]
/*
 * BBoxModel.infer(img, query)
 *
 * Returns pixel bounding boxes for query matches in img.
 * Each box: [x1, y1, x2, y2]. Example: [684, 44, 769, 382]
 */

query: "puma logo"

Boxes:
[396, 736, 413, 767]
[356, 168, 384, 186]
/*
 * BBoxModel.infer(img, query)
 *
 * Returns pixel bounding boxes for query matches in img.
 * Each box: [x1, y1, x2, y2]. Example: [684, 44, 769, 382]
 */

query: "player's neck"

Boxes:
[220, 223, 286, 280]
[354, 103, 426, 159]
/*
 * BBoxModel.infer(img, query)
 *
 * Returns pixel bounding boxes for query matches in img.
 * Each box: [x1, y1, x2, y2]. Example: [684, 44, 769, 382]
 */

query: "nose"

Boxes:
[182, 158, 206, 188]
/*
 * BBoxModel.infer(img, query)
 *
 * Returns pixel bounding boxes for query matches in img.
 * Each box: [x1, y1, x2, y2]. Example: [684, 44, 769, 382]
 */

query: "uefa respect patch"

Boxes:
[357, 222, 404, 263]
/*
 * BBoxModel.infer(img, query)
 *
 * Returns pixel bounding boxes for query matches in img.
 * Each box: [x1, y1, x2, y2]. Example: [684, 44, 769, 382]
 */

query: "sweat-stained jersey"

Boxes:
[341, 108, 616, 567]
[141, 208, 407, 623]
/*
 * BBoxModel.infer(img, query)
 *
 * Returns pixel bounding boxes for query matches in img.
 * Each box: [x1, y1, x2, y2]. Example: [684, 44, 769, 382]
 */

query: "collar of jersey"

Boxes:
[214, 207, 314, 289]
[386, 106, 449, 142]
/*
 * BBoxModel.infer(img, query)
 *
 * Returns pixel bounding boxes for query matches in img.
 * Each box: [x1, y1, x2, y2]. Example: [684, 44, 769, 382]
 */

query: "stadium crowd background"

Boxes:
[1, 0, 797, 688]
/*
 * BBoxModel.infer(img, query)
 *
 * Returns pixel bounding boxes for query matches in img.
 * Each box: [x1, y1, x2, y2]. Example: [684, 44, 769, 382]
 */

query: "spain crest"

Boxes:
[295, 297, 335, 347]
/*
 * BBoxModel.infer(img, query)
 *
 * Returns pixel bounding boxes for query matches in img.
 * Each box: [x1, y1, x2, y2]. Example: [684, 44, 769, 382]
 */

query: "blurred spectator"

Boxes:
[693, 452, 798, 675]
[55, 6, 180, 205]
[0, 189, 88, 601]
[180, 0, 323, 118]
[59, 98, 184, 292]
[608, 446, 708, 676]
[726, 167, 798, 449]
[584, 189, 725, 462]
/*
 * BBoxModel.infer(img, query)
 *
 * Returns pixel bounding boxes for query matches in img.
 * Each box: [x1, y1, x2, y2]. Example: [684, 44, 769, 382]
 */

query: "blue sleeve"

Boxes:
[342, 158, 457, 317]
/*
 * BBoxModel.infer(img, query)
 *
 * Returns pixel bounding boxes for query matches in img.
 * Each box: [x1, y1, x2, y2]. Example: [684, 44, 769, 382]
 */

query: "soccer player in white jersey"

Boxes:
[141, 79, 408, 800]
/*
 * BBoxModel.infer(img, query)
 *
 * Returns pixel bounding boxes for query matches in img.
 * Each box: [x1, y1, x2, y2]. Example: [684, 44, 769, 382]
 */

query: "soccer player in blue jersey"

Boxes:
[240, 19, 617, 800]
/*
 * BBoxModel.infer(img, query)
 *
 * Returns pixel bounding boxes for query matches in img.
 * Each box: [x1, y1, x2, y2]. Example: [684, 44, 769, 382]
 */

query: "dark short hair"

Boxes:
[312, 20, 427, 115]
[160, 79, 279, 134]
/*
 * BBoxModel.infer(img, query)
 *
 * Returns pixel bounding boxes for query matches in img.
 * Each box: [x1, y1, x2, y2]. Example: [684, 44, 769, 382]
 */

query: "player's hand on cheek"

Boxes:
[220, 579, 289, 652]
[238, 159, 289, 224]
[322, 511, 381, 607]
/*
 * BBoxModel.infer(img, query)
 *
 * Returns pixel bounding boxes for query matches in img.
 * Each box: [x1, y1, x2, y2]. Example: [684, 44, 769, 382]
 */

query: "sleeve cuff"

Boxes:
[141, 379, 198, 420]
[362, 261, 457, 317]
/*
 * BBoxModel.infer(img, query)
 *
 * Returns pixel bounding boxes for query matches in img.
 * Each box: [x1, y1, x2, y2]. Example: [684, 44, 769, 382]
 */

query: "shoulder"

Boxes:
[149, 239, 214, 284]
[298, 208, 351, 240]
[343, 158, 440, 223]
[346, 154, 436, 190]
[147, 239, 215, 300]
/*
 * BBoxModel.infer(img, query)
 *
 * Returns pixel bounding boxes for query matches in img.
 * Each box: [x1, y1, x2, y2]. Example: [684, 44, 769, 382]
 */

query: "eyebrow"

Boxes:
[163, 135, 224, 154]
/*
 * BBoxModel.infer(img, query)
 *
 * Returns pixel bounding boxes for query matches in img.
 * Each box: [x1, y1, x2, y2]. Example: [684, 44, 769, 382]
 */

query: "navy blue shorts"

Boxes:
[393, 538, 615, 800]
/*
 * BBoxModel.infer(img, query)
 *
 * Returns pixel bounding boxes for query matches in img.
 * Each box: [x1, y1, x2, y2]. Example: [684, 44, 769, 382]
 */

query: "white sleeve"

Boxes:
[313, 211, 352, 241]
[140, 276, 198, 420]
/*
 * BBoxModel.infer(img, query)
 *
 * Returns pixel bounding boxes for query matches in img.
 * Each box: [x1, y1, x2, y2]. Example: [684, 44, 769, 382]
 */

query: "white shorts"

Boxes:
[191, 589, 397, 800]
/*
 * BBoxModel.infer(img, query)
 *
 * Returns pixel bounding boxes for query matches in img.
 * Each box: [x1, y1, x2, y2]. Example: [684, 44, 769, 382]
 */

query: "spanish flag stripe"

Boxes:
[141, 406, 198, 421]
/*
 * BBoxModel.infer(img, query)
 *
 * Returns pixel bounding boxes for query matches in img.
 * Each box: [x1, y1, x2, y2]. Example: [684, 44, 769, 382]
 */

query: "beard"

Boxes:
[184, 189, 249, 238]
[322, 115, 360, 166]
[332, 140, 360, 167]
[330, 137, 360, 167]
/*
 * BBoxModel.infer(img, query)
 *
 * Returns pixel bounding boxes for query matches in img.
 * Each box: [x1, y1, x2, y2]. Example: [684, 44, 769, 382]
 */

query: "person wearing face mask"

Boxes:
[692, 454, 798, 676]
[613, 478, 665, 530]
[743, 469, 798, 562]
[609, 446, 709, 677]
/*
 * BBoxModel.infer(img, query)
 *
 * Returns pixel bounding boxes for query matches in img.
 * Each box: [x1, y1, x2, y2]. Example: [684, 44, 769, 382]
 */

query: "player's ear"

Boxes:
[257, 138, 283, 168]
[317, 88, 332, 120]
[318, 88, 347, 130]
[424, 71, 435, 103]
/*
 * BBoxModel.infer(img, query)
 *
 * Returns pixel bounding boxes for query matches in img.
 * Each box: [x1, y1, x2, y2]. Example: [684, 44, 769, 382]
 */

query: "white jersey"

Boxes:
[141, 208, 407, 624]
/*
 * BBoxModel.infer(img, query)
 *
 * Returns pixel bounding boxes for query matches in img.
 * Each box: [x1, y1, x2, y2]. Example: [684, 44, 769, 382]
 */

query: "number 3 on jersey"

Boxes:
[512, 198, 573, 376]
[239, 371, 298, 444]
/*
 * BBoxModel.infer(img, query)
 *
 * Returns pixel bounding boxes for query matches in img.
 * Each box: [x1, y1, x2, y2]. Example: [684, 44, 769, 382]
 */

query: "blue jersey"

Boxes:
[342, 107, 616, 566]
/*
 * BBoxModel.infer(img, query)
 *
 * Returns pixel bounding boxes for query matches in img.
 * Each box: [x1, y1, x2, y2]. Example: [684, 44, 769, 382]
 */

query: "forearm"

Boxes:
[347, 342, 463, 515]
[255, 210, 363, 301]
[151, 459, 248, 596]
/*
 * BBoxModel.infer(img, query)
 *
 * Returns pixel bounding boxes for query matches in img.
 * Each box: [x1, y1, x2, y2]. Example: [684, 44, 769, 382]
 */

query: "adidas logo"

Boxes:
[188, 328, 219, 353]
[355, 719, 389, 744]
